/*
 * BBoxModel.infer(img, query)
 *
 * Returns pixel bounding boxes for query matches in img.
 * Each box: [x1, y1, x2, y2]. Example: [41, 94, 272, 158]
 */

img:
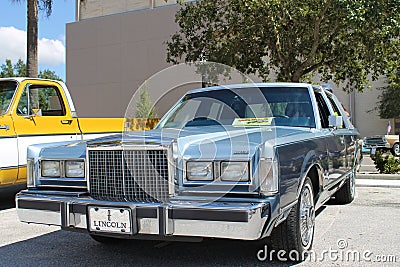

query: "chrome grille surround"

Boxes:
[87, 146, 173, 203]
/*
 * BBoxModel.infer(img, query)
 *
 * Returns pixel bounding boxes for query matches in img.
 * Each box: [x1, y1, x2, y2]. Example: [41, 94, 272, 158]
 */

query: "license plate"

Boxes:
[88, 206, 132, 234]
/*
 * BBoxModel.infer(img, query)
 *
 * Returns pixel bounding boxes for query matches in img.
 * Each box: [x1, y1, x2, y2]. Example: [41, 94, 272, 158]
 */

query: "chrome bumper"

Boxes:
[363, 143, 390, 149]
[16, 191, 273, 240]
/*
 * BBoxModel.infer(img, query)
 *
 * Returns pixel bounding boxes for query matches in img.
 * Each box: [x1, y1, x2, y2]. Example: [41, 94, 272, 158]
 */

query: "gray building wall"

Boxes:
[66, 2, 395, 137]
[67, 5, 182, 118]
[76, 0, 179, 20]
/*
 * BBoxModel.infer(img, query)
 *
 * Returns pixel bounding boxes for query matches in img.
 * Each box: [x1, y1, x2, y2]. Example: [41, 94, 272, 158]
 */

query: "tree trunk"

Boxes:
[291, 71, 302, 83]
[27, 0, 38, 78]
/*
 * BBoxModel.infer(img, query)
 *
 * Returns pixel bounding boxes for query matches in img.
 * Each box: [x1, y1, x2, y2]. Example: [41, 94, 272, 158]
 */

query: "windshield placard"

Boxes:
[232, 117, 273, 127]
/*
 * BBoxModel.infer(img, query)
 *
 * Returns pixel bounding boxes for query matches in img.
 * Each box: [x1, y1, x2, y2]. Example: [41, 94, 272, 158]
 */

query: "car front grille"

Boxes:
[88, 149, 170, 203]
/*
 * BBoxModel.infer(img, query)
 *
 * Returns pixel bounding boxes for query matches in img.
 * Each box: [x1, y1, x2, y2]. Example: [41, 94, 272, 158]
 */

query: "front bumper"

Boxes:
[16, 191, 275, 240]
[363, 142, 390, 149]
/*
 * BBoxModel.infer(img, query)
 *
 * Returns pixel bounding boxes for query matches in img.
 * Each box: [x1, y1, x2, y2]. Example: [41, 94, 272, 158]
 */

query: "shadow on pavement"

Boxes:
[0, 230, 296, 266]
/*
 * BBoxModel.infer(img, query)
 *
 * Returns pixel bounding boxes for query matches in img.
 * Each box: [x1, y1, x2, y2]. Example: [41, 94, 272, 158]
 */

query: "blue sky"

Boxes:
[0, 0, 75, 80]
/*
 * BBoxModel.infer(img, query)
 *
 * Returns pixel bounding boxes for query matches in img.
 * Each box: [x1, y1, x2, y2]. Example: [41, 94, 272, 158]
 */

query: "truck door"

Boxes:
[11, 80, 81, 181]
[0, 115, 18, 186]
[0, 80, 19, 186]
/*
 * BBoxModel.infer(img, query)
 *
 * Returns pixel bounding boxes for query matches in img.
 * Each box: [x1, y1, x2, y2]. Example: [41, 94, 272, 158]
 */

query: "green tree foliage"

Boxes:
[167, 0, 399, 92]
[0, 59, 62, 81]
[134, 87, 157, 119]
[377, 73, 400, 119]
[38, 69, 63, 81]
[0, 59, 26, 77]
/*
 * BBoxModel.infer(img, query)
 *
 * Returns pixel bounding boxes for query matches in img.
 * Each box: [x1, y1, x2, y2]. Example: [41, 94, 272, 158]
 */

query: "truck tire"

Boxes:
[334, 170, 355, 204]
[270, 177, 315, 261]
[392, 143, 400, 157]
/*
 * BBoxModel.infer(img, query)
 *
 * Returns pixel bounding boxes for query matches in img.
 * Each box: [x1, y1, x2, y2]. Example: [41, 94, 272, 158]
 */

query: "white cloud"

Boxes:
[0, 26, 26, 63]
[39, 37, 65, 66]
[0, 26, 65, 66]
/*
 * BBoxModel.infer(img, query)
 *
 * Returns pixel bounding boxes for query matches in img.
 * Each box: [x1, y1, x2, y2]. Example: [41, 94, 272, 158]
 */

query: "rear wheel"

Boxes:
[270, 177, 315, 261]
[334, 170, 355, 204]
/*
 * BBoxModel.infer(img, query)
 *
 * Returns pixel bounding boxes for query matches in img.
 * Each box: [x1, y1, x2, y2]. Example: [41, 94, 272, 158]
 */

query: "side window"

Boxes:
[314, 92, 330, 128]
[17, 85, 66, 116]
[327, 96, 341, 116]
[327, 95, 346, 128]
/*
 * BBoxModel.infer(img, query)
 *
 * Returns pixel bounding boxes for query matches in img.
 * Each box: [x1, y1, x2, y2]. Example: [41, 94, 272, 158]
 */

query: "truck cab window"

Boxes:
[17, 85, 66, 116]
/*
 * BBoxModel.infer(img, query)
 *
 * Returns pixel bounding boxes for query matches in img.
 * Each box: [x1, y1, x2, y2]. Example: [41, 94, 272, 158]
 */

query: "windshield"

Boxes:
[0, 81, 18, 115]
[157, 86, 316, 129]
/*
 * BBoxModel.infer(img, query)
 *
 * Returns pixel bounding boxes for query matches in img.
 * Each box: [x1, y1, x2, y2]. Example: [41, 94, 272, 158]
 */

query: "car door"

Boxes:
[326, 93, 359, 173]
[314, 90, 346, 188]
[11, 80, 81, 181]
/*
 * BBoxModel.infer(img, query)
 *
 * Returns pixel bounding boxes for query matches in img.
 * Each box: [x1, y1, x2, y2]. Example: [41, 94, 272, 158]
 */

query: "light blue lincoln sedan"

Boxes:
[16, 83, 360, 260]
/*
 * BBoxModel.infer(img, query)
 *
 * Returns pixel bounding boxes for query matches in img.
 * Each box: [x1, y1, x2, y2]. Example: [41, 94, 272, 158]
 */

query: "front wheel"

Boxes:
[392, 143, 400, 157]
[270, 177, 315, 260]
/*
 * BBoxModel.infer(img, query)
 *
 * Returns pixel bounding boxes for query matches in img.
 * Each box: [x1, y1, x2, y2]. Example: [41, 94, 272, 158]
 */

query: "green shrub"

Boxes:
[384, 156, 400, 174]
[371, 150, 400, 174]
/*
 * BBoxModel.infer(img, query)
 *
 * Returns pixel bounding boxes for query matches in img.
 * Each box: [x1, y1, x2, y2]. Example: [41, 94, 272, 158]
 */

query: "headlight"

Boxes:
[65, 160, 85, 178]
[220, 161, 249, 182]
[187, 161, 213, 181]
[41, 160, 61, 177]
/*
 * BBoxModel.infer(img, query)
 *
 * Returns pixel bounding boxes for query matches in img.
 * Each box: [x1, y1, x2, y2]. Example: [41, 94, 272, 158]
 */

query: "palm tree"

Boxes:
[12, 0, 53, 77]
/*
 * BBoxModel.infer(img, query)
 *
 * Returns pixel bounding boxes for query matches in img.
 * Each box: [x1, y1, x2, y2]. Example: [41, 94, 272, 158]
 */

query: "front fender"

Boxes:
[296, 150, 324, 199]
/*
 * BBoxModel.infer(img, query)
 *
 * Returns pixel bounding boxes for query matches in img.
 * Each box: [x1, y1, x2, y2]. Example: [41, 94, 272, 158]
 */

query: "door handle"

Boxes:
[0, 125, 10, 130]
[61, 120, 73, 125]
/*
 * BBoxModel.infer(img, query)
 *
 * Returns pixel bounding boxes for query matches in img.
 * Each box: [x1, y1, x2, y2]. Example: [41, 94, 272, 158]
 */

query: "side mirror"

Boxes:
[23, 108, 42, 119]
[31, 108, 42, 116]
[329, 115, 342, 128]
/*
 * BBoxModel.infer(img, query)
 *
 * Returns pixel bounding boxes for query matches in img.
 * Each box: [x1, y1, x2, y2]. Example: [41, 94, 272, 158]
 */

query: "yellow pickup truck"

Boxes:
[0, 78, 127, 188]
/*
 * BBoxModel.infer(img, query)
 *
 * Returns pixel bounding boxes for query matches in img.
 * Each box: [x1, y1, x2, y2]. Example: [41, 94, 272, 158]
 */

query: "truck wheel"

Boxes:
[270, 177, 315, 260]
[334, 170, 355, 204]
[392, 143, 400, 157]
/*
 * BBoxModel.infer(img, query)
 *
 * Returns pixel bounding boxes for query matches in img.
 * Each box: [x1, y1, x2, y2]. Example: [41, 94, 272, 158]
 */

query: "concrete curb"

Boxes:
[356, 179, 400, 188]
[357, 173, 400, 180]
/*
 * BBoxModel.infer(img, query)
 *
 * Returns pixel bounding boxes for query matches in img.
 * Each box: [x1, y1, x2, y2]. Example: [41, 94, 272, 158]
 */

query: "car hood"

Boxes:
[87, 126, 317, 159]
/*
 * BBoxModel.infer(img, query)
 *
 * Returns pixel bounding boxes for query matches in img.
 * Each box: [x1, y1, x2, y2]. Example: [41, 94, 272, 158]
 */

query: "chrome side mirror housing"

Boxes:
[329, 115, 343, 128]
